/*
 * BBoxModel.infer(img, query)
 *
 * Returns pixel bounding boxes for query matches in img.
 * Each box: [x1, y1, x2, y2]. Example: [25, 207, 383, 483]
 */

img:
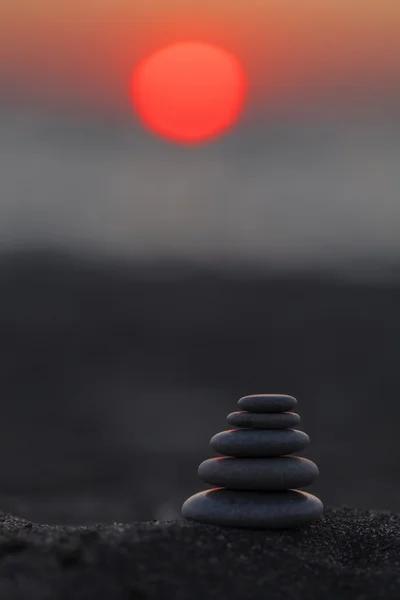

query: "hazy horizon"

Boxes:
[1, 101, 399, 271]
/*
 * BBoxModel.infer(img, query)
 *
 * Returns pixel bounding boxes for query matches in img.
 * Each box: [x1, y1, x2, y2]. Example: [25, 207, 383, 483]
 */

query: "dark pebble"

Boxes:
[198, 456, 319, 490]
[227, 411, 300, 429]
[181, 488, 323, 528]
[238, 395, 297, 413]
[210, 428, 309, 457]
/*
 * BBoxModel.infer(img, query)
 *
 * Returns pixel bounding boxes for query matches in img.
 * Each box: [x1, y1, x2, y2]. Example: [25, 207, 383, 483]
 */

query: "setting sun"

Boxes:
[130, 42, 248, 145]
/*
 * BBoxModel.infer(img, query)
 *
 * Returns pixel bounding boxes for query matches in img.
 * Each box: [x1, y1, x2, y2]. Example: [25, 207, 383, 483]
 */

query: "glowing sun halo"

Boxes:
[131, 42, 248, 145]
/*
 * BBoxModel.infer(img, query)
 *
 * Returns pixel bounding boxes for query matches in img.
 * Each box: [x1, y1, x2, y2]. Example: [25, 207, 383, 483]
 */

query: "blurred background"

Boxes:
[0, 0, 399, 524]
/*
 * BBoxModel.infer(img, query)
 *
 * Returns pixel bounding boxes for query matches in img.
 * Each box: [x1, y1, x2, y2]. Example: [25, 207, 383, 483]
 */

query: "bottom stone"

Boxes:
[181, 488, 323, 529]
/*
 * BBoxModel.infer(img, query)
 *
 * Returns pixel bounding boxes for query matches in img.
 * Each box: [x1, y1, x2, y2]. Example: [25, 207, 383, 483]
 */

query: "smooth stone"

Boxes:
[210, 428, 309, 457]
[227, 411, 300, 429]
[182, 488, 323, 529]
[198, 456, 319, 490]
[238, 394, 297, 413]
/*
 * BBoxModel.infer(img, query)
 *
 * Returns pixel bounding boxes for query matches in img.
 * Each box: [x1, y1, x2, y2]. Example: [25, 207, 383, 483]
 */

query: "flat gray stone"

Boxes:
[182, 488, 323, 528]
[198, 456, 319, 490]
[227, 411, 300, 429]
[238, 394, 297, 413]
[210, 428, 309, 457]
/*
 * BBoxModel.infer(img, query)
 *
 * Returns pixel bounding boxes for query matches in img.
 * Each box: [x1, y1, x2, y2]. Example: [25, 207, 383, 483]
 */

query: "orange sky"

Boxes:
[1, 0, 399, 113]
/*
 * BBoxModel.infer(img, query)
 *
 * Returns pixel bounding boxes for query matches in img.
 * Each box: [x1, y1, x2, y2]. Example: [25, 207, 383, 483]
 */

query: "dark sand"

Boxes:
[0, 508, 399, 599]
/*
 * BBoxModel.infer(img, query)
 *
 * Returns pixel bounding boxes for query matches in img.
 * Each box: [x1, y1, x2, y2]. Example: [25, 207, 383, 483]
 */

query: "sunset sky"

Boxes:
[1, 0, 399, 115]
[0, 1, 399, 267]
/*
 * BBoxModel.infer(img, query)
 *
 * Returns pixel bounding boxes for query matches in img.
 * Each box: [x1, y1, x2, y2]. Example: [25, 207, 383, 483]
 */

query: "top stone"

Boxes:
[238, 394, 297, 413]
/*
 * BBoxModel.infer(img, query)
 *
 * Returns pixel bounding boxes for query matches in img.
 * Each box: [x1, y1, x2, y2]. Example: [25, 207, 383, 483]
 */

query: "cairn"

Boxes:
[182, 394, 323, 528]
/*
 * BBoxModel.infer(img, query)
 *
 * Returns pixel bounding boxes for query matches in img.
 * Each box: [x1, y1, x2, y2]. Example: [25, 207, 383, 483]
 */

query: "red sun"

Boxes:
[131, 41, 247, 145]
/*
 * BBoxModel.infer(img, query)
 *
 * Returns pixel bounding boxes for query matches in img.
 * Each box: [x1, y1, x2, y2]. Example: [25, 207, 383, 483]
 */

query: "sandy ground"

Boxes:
[0, 507, 399, 599]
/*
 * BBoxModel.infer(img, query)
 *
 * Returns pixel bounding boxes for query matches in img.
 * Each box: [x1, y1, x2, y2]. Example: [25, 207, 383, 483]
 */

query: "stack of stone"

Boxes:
[182, 394, 323, 529]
